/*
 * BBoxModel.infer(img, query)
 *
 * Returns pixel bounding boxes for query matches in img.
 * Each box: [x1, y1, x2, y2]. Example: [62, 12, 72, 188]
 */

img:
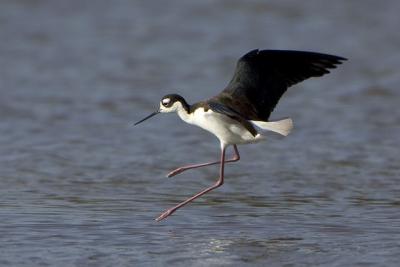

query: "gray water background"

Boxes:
[0, 0, 399, 266]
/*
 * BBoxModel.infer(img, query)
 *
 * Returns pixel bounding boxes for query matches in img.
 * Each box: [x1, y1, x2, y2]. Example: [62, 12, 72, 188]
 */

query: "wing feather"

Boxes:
[213, 49, 347, 121]
[208, 102, 258, 137]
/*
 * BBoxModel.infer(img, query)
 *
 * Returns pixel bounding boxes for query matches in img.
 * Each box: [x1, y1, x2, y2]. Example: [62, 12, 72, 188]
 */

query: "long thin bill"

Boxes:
[134, 111, 160, 125]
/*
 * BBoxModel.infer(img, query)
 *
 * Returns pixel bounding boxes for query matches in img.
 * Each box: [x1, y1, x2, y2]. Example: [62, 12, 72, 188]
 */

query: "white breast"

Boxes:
[177, 107, 263, 145]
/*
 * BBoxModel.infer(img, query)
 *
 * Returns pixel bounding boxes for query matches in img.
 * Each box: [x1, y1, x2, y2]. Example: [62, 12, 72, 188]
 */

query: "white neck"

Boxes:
[176, 105, 192, 123]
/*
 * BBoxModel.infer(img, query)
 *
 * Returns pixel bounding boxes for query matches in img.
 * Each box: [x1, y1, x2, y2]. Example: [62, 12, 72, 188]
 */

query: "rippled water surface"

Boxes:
[1, 0, 399, 266]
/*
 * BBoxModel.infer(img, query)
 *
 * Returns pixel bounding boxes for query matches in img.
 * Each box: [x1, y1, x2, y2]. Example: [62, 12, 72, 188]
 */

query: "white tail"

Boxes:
[251, 118, 293, 136]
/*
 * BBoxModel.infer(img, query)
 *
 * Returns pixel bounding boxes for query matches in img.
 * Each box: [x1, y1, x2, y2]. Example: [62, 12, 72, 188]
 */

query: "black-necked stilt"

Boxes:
[135, 49, 346, 221]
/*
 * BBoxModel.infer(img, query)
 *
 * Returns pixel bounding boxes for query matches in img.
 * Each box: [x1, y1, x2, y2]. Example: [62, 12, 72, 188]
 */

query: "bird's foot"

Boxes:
[166, 168, 185, 178]
[155, 209, 174, 222]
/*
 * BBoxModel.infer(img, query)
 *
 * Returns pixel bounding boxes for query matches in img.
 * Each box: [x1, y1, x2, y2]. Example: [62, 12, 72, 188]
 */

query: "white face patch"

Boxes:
[162, 98, 170, 105]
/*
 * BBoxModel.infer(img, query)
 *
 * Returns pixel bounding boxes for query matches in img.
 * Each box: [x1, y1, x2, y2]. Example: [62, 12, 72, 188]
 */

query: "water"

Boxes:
[1, 0, 399, 266]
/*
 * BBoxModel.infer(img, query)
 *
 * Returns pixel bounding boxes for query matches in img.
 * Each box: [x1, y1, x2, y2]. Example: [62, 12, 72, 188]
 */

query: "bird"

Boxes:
[134, 49, 346, 221]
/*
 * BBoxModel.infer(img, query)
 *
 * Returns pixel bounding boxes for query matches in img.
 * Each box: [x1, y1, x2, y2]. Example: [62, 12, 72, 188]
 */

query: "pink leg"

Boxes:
[167, 145, 240, 177]
[155, 145, 227, 221]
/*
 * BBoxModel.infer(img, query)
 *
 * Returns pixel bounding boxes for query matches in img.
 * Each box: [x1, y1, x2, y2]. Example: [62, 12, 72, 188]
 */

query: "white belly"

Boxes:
[181, 108, 263, 145]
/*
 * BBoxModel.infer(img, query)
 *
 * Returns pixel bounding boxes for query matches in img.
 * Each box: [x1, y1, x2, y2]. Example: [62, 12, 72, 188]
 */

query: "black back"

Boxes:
[213, 49, 346, 121]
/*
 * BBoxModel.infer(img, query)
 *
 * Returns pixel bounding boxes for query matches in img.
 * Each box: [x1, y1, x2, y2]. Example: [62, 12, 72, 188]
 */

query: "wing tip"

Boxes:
[242, 49, 348, 62]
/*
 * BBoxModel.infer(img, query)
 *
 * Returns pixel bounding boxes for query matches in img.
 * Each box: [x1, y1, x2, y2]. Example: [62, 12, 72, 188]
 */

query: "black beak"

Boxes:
[134, 111, 160, 125]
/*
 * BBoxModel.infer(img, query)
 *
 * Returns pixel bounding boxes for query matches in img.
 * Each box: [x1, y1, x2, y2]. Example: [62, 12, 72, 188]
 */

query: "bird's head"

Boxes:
[159, 94, 188, 113]
[134, 94, 189, 125]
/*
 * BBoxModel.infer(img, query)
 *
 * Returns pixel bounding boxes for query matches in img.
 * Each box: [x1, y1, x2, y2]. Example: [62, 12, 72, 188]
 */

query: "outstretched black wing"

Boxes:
[213, 49, 347, 121]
